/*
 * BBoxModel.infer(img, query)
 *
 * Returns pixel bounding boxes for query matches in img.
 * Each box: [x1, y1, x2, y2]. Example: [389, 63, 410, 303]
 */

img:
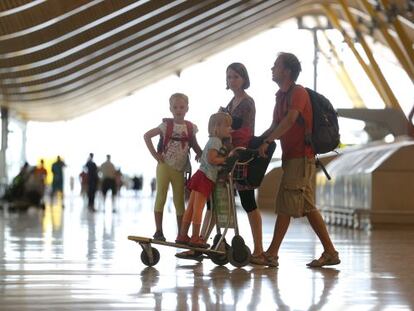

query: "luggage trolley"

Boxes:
[128, 147, 257, 268]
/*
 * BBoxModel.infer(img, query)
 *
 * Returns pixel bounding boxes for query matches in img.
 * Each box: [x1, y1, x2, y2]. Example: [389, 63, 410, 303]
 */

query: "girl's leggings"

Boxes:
[154, 163, 185, 216]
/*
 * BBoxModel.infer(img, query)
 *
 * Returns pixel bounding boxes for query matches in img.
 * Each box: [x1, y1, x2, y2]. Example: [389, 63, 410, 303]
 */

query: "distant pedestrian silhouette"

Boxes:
[99, 154, 118, 213]
[85, 153, 98, 212]
[51, 155, 66, 204]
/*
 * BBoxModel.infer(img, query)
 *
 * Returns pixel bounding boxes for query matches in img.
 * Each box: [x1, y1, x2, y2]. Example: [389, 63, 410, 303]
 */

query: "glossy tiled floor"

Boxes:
[0, 193, 413, 310]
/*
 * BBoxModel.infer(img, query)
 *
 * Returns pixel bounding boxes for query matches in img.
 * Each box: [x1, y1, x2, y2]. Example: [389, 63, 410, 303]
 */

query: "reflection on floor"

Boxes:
[0, 194, 413, 310]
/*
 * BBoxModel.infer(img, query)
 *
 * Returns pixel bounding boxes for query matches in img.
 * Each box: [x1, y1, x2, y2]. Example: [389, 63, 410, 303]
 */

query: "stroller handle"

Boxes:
[218, 147, 259, 179]
[228, 147, 258, 166]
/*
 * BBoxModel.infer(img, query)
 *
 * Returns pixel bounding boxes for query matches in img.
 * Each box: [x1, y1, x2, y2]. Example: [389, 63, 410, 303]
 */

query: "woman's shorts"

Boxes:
[276, 157, 316, 218]
[187, 170, 214, 199]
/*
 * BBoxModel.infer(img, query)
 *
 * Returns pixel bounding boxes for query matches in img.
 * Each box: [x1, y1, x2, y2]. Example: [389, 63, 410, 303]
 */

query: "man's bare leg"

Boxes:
[306, 210, 336, 253]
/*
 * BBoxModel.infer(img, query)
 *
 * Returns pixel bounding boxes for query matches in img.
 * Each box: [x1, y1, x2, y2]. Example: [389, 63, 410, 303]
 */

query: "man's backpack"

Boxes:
[304, 88, 340, 155]
[156, 118, 194, 153]
[288, 86, 340, 179]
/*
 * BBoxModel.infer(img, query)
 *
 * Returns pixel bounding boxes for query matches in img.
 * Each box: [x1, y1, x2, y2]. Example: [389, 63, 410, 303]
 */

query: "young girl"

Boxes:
[144, 93, 202, 241]
[176, 112, 232, 248]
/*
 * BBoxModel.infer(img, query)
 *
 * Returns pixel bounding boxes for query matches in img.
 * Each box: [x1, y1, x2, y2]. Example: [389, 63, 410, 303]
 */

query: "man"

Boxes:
[51, 155, 66, 202]
[258, 52, 340, 268]
[100, 154, 118, 212]
[85, 153, 98, 212]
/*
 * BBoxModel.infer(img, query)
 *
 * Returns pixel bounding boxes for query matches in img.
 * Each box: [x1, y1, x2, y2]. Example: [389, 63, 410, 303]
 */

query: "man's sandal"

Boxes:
[306, 251, 340, 267]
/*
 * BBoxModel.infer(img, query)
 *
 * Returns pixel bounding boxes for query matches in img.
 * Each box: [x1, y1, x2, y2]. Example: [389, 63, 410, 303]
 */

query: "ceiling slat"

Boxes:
[0, 0, 412, 121]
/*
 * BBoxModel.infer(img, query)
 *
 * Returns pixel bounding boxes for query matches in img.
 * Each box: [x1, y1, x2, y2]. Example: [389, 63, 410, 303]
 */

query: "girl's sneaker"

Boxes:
[175, 234, 190, 245]
[189, 236, 210, 248]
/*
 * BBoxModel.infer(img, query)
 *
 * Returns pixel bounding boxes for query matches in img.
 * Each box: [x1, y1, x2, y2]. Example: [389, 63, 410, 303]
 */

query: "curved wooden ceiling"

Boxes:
[0, 0, 413, 121]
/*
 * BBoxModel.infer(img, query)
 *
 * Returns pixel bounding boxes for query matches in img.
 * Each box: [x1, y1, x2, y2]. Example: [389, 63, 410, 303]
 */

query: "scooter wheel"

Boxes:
[141, 247, 160, 267]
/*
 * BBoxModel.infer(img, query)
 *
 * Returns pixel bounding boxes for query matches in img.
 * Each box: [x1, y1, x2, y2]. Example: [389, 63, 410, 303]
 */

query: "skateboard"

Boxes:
[128, 147, 258, 268]
[128, 235, 228, 267]
[128, 233, 249, 267]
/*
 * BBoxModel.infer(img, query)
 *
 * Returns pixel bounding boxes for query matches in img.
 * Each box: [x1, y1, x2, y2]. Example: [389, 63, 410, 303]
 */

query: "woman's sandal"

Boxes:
[175, 250, 203, 261]
[306, 251, 340, 267]
[263, 253, 279, 267]
[250, 253, 279, 267]
[249, 253, 268, 265]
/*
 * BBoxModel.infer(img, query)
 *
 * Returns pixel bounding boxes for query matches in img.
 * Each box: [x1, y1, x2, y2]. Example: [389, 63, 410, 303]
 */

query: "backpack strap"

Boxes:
[162, 118, 174, 151]
[287, 86, 331, 178]
[286, 84, 306, 128]
[162, 119, 194, 152]
[286, 85, 315, 151]
[184, 120, 194, 148]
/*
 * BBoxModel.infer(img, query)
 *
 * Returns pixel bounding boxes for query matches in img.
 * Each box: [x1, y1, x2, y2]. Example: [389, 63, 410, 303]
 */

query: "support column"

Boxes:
[297, 16, 332, 92]
[21, 122, 27, 166]
[338, 0, 401, 111]
[1, 107, 8, 187]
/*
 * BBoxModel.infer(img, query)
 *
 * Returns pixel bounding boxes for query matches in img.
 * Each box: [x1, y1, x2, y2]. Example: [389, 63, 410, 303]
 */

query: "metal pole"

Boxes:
[313, 29, 318, 91]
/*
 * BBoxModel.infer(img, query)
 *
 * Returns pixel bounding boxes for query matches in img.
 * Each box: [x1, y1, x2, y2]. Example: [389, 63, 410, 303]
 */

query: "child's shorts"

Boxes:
[187, 170, 214, 199]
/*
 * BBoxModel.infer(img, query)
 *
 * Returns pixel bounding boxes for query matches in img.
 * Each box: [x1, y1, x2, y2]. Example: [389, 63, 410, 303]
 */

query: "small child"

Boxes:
[144, 93, 202, 241]
[176, 112, 232, 248]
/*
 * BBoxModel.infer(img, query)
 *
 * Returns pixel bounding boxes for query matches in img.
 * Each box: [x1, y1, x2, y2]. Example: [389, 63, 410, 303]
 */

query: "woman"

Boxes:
[221, 62, 266, 264]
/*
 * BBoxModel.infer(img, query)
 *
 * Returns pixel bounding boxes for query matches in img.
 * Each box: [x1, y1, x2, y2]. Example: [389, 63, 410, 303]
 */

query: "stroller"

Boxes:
[2, 166, 45, 210]
[128, 146, 273, 268]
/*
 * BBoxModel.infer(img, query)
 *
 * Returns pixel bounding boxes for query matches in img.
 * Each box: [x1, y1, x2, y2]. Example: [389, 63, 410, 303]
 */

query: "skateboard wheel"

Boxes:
[141, 247, 160, 267]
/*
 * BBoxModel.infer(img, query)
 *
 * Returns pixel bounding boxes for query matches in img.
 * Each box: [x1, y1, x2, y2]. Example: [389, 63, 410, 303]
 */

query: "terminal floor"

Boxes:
[0, 194, 413, 310]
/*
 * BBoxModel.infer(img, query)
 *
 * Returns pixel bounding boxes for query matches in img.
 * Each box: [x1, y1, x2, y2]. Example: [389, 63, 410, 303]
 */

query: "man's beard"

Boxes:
[273, 75, 282, 85]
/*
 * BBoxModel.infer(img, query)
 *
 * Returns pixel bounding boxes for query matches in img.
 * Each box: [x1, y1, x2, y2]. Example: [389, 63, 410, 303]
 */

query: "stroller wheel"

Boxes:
[210, 234, 229, 266]
[231, 235, 245, 249]
[212, 234, 225, 248]
[141, 247, 160, 267]
[212, 233, 231, 250]
[228, 235, 251, 267]
[210, 252, 229, 266]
